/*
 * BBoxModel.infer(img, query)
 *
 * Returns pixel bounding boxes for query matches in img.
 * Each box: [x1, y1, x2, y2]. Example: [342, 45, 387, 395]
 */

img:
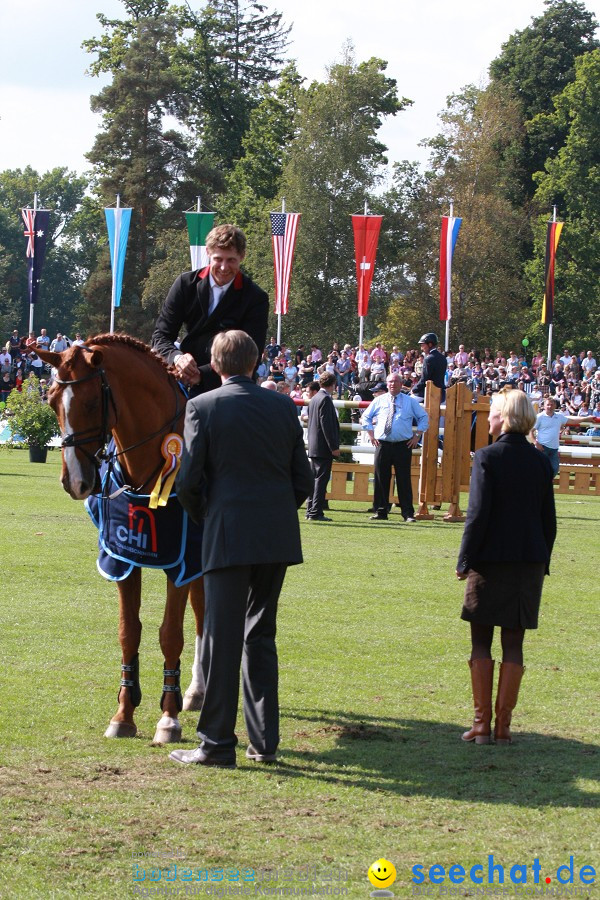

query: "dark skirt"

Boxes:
[461, 561, 546, 629]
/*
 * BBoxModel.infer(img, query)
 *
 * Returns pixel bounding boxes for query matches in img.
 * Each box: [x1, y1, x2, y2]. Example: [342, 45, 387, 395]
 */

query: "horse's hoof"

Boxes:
[153, 716, 182, 744]
[182, 689, 205, 712]
[104, 721, 137, 739]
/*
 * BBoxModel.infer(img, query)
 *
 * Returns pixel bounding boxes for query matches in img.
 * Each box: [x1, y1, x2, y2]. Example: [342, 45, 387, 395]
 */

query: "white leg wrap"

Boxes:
[190, 635, 205, 692]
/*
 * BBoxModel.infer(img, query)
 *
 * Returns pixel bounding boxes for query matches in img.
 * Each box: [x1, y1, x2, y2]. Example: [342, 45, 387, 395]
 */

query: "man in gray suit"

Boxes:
[170, 330, 314, 768]
[306, 372, 340, 521]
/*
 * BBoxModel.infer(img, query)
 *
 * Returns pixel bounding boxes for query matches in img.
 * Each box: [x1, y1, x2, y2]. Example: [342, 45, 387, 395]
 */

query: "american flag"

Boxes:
[270, 212, 300, 315]
[22, 208, 36, 257]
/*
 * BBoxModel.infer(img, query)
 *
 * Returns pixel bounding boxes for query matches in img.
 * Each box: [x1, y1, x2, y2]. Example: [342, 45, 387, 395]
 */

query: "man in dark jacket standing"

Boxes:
[170, 331, 313, 768]
[412, 332, 448, 401]
[306, 372, 340, 522]
[152, 225, 268, 395]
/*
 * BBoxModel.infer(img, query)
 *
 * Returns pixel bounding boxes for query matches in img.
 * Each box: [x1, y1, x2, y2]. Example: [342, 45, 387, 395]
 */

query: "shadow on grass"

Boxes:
[273, 707, 600, 808]
[303, 519, 463, 530]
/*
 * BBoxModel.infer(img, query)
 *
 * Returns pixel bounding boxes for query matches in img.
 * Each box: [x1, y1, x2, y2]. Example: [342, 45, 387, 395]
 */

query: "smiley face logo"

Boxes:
[368, 858, 396, 889]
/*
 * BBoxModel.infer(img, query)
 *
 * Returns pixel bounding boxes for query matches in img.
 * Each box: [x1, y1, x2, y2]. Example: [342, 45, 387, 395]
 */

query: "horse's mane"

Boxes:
[87, 332, 173, 376]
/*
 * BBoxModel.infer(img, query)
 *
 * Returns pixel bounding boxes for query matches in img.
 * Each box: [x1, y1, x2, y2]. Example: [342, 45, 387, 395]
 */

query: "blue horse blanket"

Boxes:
[85, 456, 203, 586]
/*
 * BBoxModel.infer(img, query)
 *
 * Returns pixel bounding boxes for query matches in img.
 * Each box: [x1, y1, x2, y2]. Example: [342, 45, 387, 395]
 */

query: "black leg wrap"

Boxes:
[160, 659, 182, 712]
[119, 653, 142, 708]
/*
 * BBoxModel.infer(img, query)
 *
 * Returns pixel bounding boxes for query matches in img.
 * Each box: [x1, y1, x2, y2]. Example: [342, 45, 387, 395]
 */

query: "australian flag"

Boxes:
[21, 207, 50, 304]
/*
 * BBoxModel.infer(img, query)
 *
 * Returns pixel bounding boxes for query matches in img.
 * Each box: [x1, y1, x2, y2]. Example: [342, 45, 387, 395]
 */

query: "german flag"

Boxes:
[541, 221, 564, 325]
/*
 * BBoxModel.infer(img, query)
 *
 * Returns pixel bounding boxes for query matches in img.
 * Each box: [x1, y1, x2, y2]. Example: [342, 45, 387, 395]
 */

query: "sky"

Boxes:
[2, 0, 600, 183]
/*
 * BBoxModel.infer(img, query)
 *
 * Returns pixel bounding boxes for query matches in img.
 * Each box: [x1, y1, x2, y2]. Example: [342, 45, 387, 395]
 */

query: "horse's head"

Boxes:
[36, 344, 112, 499]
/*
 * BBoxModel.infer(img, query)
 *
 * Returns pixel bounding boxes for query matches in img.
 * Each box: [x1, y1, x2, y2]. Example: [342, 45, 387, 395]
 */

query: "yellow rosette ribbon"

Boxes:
[149, 433, 183, 509]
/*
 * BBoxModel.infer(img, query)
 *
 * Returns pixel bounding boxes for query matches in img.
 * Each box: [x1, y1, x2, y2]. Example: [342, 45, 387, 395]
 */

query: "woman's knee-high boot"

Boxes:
[462, 658, 494, 744]
[494, 662, 525, 745]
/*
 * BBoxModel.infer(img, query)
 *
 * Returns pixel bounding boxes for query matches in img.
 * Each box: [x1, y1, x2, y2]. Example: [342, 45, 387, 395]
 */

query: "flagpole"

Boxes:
[110, 194, 121, 334]
[28, 192, 38, 334]
[277, 199, 284, 347]
[547, 205, 557, 368]
[197, 196, 201, 213]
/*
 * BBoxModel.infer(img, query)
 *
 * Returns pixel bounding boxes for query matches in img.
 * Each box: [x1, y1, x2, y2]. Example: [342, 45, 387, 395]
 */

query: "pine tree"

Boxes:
[179, 0, 291, 168]
[83, 4, 194, 337]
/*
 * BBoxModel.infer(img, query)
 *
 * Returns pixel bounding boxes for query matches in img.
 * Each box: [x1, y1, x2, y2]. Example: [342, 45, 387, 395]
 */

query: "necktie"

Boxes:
[384, 395, 395, 436]
[209, 285, 223, 316]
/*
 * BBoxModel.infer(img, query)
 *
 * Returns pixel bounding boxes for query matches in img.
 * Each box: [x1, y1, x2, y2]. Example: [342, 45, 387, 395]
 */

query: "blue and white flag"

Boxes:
[104, 205, 132, 309]
[439, 214, 462, 322]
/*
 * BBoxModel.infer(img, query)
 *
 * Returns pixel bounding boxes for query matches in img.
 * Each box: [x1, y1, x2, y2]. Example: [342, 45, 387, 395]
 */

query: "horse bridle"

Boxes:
[54, 359, 186, 492]
[54, 366, 116, 468]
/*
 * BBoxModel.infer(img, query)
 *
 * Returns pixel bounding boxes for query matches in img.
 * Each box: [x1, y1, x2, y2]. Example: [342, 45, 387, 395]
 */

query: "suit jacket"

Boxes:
[307, 389, 340, 459]
[176, 376, 314, 574]
[152, 267, 269, 393]
[413, 348, 447, 400]
[457, 432, 557, 574]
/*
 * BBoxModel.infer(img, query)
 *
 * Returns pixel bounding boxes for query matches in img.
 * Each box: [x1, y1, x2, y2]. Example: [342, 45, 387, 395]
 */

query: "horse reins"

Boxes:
[54, 360, 186, 494]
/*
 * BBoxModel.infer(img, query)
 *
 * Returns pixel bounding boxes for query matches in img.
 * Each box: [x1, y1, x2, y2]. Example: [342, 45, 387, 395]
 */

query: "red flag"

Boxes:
[352, 215, 382, 317]
[542, 221, 563, 325]
[270, 212, 300, 315]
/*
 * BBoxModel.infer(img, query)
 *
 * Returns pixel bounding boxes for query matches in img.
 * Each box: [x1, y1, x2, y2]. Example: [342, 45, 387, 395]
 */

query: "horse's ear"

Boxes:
[35, 349, 62, 368]
[89, 349, 103, 368]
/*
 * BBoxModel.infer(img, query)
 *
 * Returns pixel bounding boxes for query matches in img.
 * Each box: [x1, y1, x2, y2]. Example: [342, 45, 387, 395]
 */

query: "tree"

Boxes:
[0, 167, 88, 339]
[527, 49, 600, 349]
[210, 61, 304, 315]
[275, 47, 407, 348]
[82, 1, 291, 338]
[83, 4, 198, 337]
[377, 84, 530, 351]
[179, 0, 291, 168]
[375, 162, 441, 349]
[489, 0, 598, 200]
[222, 63, 303, 224]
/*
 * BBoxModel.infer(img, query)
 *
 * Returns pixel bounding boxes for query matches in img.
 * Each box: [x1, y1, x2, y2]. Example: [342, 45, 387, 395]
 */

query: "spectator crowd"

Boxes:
[256, 337, 600, 421]
[0, 328, 86, 403]
[3, 327, 599, 429]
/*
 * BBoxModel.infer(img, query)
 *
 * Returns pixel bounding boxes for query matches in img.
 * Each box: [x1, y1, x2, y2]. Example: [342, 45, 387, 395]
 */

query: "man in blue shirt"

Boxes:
[363, 374, 429, 522]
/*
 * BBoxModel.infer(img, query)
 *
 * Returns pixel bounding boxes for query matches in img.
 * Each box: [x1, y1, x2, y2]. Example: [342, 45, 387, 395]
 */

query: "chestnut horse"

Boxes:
[37, 334, 205, 743]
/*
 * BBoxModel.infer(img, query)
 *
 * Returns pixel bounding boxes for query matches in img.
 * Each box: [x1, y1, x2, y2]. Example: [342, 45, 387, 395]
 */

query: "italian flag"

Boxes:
[185, 212, 215, 271]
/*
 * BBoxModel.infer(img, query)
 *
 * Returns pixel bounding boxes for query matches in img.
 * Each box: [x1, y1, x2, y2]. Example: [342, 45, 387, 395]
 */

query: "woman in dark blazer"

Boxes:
[456, 388, 556, 744]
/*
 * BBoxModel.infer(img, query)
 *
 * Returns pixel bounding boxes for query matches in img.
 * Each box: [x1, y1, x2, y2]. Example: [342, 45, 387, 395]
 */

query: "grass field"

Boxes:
[1, 449, 599, 900]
